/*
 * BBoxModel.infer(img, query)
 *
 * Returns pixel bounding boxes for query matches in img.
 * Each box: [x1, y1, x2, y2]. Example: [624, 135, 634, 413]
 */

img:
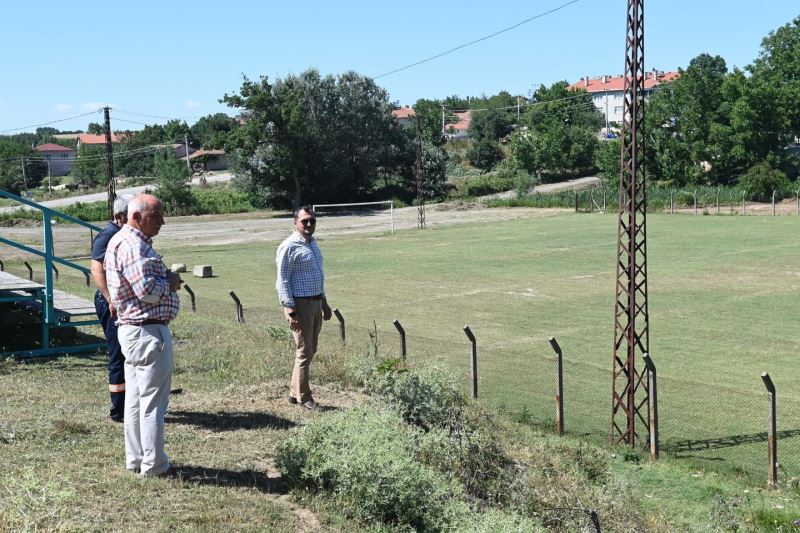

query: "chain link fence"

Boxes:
[3, 260, 798, 488]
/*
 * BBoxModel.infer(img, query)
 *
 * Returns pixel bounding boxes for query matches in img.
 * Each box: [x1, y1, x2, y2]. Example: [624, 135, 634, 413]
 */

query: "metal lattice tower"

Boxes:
[415, 118, 426, 229]
[612, 0, 650, 447]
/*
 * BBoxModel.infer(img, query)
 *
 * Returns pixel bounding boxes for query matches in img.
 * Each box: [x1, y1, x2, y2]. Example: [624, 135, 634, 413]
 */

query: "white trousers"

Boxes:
[118, 324, 173, 476]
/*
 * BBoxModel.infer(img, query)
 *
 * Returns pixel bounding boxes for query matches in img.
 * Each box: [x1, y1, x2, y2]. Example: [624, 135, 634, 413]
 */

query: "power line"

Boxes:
[0, 109, 102, 134]
[374, 0, 582, 80]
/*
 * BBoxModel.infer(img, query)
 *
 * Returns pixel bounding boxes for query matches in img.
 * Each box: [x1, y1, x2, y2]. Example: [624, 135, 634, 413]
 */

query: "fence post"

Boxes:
[716, 188, 720, 214]
[228, 291, 244, 323]
[670, 189, 674, 214]
[772, 190, 776, 216]
[761, 372, 778, 487]
[333, 308, 345, 345]
[23, 261, 33, 280]
[183, 283, 197, 312]
[642, 353, 659, 460]
[796, 188, 799, 215]
[83, 271, 90, 286]
[574, 191, 579, 212]
[51, 264, 59, 281]
[693, 190, 697, 215]
[0, 259, 4, 271]
[549, 336, 565, 436]
[392, 319, 406, 360]
[742, 191, 746, 216]
[463, 326, 477, 399]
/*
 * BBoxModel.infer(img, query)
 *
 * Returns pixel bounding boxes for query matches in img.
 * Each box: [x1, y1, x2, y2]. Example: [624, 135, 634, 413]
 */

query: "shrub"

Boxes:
[365, 365, 462, 430]
[452, 174, 515, 198]
[275, 406, 460, 531]
[739, 162, 791, 202]
[192, 187, 255, 214]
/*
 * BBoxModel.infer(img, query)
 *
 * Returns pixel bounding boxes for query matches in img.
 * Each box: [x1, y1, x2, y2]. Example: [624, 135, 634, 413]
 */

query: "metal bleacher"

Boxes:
[0, 189, 104, 358]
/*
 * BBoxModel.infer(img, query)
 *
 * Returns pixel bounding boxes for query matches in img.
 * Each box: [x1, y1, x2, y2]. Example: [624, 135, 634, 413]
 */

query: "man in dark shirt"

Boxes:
[90, 194, 131, 422]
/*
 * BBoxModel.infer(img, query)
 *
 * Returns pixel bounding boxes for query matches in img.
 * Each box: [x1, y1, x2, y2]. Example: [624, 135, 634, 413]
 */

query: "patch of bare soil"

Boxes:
[168, 381, 366, 532]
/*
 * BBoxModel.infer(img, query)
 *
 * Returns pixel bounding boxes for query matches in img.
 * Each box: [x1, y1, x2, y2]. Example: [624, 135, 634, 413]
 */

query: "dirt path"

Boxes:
[0, 203, 567, 260]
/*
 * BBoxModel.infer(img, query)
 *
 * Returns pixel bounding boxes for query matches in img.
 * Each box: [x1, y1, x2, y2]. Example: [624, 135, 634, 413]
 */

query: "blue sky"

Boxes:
[1, 0, 797, 134]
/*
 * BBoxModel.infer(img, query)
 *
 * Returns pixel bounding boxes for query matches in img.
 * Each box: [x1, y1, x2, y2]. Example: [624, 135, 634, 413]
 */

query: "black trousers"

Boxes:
[94, 291, 125, 421]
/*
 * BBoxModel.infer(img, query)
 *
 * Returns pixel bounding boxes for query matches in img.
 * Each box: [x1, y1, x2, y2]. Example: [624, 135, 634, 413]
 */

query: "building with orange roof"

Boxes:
[568, 69, 679, 128]
[34, 143, 76, 176]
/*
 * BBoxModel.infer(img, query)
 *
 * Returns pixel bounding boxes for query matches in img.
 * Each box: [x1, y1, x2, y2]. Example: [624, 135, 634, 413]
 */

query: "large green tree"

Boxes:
[190, 113, 238, 149]
[509, 82, 602, 178]
[749, 17, 800, 141]
[222, 69, 405, 208]
[0, 140, 47, 193]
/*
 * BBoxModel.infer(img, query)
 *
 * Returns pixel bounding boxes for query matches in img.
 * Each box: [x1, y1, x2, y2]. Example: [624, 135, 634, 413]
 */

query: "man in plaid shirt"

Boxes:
[105, 193, 182, 477]
[276, 205, 332, 410]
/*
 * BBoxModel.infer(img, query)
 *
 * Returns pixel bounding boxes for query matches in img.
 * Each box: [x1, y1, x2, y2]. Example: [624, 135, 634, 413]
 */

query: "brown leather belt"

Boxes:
[135, 319, 169, 326]
[296, 295, 323, 300]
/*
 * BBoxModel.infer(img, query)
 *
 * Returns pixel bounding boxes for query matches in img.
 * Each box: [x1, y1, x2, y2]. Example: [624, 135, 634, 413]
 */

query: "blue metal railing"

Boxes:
[0, 189, 104, 356]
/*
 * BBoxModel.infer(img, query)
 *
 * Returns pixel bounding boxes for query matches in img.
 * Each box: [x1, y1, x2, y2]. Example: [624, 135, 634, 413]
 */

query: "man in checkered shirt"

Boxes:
[276, 205, 332, 410]
[105, 193, 182, 477]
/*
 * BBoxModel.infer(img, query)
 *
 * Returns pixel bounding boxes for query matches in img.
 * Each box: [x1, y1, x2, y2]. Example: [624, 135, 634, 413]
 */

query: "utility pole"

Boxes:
[184, 133, 192, 174]
[103, 106, 115, 219]
[517, 96, 521, 124]
[441, 105, 446, 139]
[612, 0, 650, 448]
[415, 118, 426, 229]
[20, 157, 28, 192]
[45, 155, 52, 194]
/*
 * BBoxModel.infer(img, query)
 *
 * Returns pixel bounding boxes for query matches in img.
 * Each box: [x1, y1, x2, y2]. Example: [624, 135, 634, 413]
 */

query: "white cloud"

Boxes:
[54, 104, 73, 113]
[184, 99, 202, 110]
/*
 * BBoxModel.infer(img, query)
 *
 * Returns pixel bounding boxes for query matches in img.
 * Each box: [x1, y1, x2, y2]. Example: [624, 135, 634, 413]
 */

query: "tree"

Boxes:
[409, 99, 446, 146]
[467, 138, 503, 172]
[468, 107, 512, 142]
[223, 69, 405, 208]
[0, 140, 46, 193]
[87, 122, 104, 135]
[594, 138, 621, 190]
[749, 17, 800, 141]
[645, 54, 729, 185]
[509, 82, 602, 178]
[191, 113, 238, 149]
[154, 149, 193, 214]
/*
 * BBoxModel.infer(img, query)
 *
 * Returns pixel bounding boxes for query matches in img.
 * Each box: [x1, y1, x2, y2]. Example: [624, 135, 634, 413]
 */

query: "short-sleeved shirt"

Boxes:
[91, 222, 120, 263]
[275, 231, 325, 308]
[105, 225, 180, 325]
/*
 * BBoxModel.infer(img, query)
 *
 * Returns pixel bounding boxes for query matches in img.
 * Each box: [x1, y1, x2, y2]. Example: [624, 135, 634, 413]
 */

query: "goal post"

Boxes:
[312, 200, 394, 234]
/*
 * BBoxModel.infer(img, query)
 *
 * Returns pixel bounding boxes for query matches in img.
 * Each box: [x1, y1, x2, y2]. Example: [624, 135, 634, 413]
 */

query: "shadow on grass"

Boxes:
[665, 428, 800, 455]
[174, 464, 288, 494]
[166, 410, 296, 431]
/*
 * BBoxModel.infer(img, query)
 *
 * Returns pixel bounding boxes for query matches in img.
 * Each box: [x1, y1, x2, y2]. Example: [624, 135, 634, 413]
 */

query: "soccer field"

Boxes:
[143, 210, 800, 479]
[13, 209, 797, 479]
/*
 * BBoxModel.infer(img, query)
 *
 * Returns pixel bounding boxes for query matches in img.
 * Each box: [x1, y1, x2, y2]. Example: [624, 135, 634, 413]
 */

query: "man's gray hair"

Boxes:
[113, 194, 132, 216]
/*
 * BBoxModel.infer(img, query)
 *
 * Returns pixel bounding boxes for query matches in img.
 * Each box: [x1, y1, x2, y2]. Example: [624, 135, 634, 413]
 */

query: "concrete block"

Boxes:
[192, 265, 213, 278]
[171, 263, 187, 273]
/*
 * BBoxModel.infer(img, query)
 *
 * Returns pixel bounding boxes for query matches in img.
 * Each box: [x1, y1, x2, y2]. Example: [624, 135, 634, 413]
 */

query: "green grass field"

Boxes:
[141, 211, 800, 480]
[3, 209, 800, 529]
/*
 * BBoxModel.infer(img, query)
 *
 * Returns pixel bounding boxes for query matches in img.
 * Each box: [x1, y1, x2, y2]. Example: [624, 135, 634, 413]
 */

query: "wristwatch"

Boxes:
[288, 311, 296, 318]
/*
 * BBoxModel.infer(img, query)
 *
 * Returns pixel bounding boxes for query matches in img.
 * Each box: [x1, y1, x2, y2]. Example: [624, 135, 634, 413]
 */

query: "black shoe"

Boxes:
[301, 399, 318, 410]
[287, 396, 298, 405]
[109, 416, 124, 423]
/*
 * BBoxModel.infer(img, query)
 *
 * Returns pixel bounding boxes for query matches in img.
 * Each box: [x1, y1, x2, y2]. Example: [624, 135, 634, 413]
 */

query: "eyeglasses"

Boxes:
[298, 218, 317, 226]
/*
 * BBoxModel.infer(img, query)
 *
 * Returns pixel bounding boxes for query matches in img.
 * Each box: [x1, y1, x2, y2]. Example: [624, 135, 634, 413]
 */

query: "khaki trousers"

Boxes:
[290, 298, 323, 403]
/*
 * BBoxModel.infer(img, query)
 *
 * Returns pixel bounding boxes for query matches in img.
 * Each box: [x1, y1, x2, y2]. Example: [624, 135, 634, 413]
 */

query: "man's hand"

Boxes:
[168, 272, 183, 292]
[321, 300, 332, 321]
[285, 307, 300, 331]
[109, 301, 118, 318]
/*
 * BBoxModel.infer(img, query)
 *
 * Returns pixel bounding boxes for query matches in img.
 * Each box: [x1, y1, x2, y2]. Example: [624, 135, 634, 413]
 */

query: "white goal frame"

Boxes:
[312, 200, 394, 234]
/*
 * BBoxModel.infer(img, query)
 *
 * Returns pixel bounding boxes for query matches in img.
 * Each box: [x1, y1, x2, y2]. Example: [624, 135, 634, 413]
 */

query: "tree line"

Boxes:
[1, 16, 797, 208]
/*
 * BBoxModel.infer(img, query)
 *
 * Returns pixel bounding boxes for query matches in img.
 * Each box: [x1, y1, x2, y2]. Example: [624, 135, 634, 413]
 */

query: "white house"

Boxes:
[33, 143, 76, 176]
[568, 70, 679, 126]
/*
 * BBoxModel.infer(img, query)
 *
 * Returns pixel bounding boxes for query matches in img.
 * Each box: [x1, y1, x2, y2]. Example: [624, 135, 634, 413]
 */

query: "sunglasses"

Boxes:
[298, 218, 317, 226]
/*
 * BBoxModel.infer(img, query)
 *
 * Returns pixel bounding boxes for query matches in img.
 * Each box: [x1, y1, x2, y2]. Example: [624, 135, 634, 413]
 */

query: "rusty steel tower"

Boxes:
[612, 0, 650, 447]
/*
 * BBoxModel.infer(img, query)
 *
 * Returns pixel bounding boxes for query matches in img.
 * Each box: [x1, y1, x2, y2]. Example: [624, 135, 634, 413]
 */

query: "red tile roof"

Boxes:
[34, 143, 74, 152]
[449, 111, 471, 131]
[568, 71, 679, 93]
[77, 133, 121, 144]
[392, 107, 415, 119]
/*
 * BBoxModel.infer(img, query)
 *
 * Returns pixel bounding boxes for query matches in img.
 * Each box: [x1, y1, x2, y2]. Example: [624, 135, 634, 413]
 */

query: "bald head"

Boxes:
[127, 194, 165, 237]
